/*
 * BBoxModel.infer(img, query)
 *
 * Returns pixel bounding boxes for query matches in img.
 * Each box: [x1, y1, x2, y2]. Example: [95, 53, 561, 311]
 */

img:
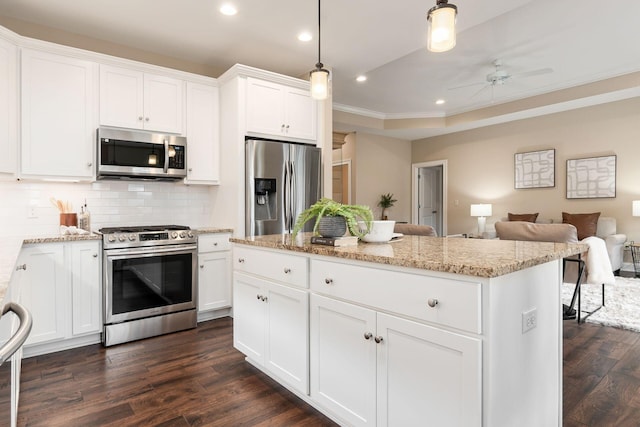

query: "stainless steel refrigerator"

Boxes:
[246, 138, 322, 236]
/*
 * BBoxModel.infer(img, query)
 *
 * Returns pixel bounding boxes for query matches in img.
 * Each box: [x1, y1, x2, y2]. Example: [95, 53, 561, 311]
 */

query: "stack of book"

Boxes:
[310, 235, 358, 247]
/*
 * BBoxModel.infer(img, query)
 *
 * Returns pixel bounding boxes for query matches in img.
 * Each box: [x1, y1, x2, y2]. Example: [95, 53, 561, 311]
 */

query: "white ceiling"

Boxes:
[1, 0, 639, 140]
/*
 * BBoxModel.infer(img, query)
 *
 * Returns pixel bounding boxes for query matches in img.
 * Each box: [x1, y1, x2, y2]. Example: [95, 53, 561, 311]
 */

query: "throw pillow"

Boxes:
[562, 212, 601, 240]
[508, 212, 539, 223]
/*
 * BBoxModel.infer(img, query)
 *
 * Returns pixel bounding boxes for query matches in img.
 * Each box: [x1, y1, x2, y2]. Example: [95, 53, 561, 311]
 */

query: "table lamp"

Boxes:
[470, 204, 492, 235]
[633, 201, 640, 217]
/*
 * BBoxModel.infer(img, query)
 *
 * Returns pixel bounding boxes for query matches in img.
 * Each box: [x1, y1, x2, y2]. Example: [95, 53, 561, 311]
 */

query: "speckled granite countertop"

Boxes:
[195, 228, 234, 235]
[230, 233, 587, 278]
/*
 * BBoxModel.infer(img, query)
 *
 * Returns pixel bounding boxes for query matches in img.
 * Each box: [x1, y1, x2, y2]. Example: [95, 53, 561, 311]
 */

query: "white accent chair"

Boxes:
[595, 217, 626, 274]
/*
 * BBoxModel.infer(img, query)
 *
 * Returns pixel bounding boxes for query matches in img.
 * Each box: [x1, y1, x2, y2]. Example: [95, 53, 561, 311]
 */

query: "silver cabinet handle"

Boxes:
[284, 268, 291, 274]
[238, 258, 245, 263]
[364, 332, 373, 340]
[0, 303, 33, 364]
[324, 278, 333, 285]
[15, 264, 27, 271]
[427, 298, 439, 308]
[374, 336, 384, 344]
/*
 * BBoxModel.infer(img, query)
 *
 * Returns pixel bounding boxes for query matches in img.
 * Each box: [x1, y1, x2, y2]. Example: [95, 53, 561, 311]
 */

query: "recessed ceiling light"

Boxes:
[435, 99, 445, 105]
[298, 32, 313, 42]
[220, 4, 237, 16]
[356, 75, 367, 82]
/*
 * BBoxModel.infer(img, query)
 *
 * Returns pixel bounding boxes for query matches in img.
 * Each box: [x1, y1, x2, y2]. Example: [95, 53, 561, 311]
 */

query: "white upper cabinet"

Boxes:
[100, 64, 184, 134]
[21, 48, 97, 180]
[185, 82, 220, 184]
[246, 77, 317, 141]
[0, 37, 16, 175]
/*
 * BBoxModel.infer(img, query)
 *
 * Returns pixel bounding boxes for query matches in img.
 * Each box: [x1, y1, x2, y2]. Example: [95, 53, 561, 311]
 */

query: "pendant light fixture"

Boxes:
[427, 0, 457, 53]
[310, 0, 329, 100]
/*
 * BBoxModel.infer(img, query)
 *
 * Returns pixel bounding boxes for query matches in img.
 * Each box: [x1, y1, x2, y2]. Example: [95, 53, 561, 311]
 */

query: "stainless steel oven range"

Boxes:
[100, 225, 197, 346]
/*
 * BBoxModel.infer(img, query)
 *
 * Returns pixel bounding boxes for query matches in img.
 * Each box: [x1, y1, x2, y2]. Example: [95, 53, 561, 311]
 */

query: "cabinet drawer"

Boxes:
[198, 233, 231, 253]
[234, 246, 308, 288]
[310, 259, 481, 334]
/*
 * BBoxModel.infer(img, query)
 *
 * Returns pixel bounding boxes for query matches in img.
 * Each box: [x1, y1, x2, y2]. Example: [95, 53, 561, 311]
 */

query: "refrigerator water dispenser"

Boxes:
[254, 178, 276, 221]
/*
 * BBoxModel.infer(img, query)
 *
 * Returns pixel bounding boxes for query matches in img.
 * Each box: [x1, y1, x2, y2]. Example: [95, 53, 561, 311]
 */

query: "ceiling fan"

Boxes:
[449, 59, 553, 99]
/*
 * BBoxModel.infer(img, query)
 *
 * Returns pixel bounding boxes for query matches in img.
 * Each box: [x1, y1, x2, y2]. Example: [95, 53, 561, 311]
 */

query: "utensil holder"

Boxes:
[60, 213, 77, 227]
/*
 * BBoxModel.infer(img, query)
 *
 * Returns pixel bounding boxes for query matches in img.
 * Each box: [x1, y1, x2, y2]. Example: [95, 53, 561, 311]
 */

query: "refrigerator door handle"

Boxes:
[290, 160, 297, 231]
[283, 161, 290, 230]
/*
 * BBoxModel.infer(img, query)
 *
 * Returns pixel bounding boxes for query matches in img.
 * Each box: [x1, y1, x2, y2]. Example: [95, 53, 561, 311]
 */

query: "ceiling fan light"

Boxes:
[310, 66, 329, 100]
[427, 1, 457, 53]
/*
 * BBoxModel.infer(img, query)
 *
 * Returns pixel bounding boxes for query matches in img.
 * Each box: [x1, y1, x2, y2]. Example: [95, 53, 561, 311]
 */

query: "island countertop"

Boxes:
[230, 233, 587, 278]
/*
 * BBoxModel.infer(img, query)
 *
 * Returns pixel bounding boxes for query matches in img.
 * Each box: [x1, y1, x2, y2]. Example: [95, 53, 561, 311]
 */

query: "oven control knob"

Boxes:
[171, 231, 178, 239]
[179, 231, 187, 238]
[187, 231, 194, 238]
[118, 235, 126, 242]
[108, 235, 116, 242]
[129, 234, 136, 241]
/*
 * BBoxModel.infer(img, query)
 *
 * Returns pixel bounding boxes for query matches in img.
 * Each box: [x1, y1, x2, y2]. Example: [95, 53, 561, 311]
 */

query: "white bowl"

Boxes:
[358, 220, 396, 243]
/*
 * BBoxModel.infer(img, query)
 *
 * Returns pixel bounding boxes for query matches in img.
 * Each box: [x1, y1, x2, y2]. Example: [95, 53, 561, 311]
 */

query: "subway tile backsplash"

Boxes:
[0, 180, 214, 238]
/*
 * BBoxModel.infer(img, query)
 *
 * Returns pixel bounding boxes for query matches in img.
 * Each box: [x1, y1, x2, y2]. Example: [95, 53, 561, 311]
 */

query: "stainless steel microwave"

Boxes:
[96, 127, 187, 181]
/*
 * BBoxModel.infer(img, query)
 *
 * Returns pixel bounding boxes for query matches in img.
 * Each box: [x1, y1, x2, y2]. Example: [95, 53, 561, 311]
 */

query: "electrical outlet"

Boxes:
[522, 308, 537, 333]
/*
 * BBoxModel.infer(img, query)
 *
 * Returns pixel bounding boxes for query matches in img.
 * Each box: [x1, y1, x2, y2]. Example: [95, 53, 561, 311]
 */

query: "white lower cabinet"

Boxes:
[310, 294, 481, 427]
[19, 241, 101, 355]
[233, 271, 309, 394]
[198, 233, 232, 315]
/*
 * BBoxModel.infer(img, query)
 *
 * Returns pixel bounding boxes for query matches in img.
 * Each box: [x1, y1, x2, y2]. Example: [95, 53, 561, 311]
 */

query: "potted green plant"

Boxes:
[292, 198, 374, 239]
[377, 193, 397, 220]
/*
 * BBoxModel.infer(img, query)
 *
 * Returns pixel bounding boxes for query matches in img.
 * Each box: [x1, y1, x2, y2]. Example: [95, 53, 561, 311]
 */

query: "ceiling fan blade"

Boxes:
[470, 84, 491, 100]
[447, 81, 485, 91]
[512, 67, 554, 79]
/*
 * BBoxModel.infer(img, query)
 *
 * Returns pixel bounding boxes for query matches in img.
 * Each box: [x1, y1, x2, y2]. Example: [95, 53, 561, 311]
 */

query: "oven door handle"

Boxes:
[105, 244, 197, 257]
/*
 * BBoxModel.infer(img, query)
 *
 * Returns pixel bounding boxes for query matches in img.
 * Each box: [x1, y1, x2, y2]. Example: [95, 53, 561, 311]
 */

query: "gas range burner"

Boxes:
[100, 225, 195, 249]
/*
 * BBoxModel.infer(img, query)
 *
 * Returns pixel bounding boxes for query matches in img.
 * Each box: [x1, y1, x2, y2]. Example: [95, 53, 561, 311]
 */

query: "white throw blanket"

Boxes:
[580, 236, 616, 285]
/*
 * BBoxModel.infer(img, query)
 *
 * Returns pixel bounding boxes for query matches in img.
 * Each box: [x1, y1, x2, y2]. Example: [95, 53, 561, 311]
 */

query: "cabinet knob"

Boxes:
[200, 265, 204, 268]
[138, 116, 144, 121]
[238, 258, 245, 263]
[364, 332, 373, 340]
[93, 253, 98, 258]
[87, 162, 93, 167]
[16, 264, 27, 271]
[285, 125, 290, 131]
[263, 296, 268, 302]
[281, 124, 285, 129]
[324, 278, 333, 285]
[213, 242, 218, 246]
[283, 267, 291, 274]
[427, 298, 439, 308]
[256, 294, 261, 300]
[188, 168, 193, 172]
[374, 336, 384, 344]
[145, 117, 150, 122]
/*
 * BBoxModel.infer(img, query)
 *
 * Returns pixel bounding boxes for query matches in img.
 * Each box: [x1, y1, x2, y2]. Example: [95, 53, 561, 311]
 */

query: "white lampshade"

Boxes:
[633, 200, 640, 217]
[470, 204, 492, 217]
[310, 68, 329, 100]
[427, 1, 457, 53]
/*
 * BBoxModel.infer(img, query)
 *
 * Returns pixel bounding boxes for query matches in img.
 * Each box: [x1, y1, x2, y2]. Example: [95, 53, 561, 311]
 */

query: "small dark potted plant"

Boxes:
[377, 193, 397, 220]
[292, 198, 374, 239]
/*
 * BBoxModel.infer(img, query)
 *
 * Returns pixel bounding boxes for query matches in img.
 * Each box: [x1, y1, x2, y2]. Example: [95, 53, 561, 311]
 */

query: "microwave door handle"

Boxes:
[163, 139, 169, 173]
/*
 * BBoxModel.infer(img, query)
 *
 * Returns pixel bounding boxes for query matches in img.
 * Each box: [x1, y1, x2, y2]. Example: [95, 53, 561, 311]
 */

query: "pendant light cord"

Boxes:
[317, 0, 322, 68]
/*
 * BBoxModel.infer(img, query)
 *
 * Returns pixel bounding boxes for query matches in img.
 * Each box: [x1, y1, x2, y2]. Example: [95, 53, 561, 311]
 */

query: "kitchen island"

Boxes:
[230, 233, 586, 427]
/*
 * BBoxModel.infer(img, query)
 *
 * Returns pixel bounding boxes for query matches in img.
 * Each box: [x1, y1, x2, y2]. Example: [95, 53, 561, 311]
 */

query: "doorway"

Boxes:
[332, 160, 351, 204]
[412, 160, 447, 236]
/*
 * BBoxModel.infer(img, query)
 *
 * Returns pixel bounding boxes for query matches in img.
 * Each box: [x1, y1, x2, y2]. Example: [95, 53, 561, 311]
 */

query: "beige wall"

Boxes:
[354, 133, 412, 222]
[412, 97, 640, 239]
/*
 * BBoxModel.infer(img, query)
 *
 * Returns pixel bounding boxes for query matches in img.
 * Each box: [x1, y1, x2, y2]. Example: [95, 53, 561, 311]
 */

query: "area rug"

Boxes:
[562, 276, 640, 332]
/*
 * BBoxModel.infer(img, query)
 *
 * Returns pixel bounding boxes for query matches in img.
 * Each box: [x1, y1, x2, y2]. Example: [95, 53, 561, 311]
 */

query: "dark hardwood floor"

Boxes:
[1, 317, 640, 426]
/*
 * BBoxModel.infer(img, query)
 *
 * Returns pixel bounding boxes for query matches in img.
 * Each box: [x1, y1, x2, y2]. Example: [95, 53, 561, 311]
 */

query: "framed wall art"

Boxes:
[514, 149, 555, 189]
[566, 155, 616, 199]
